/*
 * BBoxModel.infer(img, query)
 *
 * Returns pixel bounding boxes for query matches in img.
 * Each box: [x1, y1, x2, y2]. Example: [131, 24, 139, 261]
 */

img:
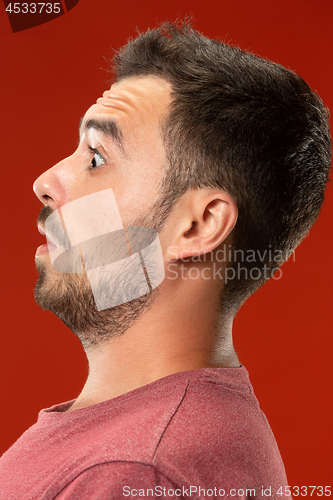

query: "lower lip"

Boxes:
[35, 243, 56, 258]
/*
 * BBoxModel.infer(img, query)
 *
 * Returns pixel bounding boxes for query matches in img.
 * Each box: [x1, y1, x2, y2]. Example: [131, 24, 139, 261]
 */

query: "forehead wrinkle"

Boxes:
[97, 97, 134, 115]
[98, 90, 142, 117]
[104, 83, 169, 117]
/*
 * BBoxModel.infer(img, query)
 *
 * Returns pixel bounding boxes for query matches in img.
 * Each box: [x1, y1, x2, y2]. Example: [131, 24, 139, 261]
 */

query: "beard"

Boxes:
[34, 262, 157, 350]
[34, 194, 173, 351]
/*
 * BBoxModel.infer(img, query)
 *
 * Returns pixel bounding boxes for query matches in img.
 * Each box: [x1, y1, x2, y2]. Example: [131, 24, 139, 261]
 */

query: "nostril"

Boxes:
[42, 194, 53, 205]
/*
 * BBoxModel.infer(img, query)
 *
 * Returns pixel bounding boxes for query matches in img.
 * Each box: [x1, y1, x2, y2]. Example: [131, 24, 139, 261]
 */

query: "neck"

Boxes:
[67, 277, 240, 412]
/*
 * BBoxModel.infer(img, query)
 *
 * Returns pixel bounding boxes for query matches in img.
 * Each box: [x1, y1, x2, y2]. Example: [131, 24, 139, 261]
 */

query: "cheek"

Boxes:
[114, 162, 165, 223]
[114, 174, 162, 224]
[116, 185, 154, 222]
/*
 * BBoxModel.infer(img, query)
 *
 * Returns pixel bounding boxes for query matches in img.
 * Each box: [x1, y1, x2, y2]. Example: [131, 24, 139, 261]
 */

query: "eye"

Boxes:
[88, 147, 105, 169]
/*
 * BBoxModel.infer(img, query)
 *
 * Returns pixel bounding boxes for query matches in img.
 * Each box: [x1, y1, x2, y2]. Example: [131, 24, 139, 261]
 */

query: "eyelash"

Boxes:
[87, 146, 106, 170]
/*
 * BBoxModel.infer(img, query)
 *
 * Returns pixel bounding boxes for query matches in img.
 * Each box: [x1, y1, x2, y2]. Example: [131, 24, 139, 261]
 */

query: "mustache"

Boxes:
[37, 205, 54, 226]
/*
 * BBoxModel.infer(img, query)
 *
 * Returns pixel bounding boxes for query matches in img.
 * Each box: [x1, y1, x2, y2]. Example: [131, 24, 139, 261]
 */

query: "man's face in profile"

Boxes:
[33, 76, 172, 348]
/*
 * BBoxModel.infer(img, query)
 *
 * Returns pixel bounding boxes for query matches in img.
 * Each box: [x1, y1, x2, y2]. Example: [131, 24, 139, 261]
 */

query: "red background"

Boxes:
[0, 0, 332, 490]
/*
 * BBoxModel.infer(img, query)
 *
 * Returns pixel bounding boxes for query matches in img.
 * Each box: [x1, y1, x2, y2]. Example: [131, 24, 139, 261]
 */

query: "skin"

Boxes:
[33, 75, 240, 412]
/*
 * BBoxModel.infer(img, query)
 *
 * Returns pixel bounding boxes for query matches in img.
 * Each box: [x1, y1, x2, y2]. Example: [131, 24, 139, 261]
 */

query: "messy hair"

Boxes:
[113, 21, 331, 312]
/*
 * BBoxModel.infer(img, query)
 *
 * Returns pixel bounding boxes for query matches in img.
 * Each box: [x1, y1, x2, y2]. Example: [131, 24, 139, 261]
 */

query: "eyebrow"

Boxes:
[79, 118, 125, 155]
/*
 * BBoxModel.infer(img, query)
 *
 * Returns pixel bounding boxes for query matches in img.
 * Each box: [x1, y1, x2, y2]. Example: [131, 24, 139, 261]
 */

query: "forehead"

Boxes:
[81, 75, 172, 138]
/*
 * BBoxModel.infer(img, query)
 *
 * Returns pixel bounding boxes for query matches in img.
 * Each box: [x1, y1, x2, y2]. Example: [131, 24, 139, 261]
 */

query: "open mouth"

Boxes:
[36, 224, 57, 257]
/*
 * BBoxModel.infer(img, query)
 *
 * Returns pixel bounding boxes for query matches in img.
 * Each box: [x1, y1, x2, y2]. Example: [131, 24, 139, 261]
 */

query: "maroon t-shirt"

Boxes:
[0, 367, 289, 499]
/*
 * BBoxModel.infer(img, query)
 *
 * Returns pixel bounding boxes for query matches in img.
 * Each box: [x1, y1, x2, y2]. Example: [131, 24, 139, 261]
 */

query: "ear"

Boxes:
[164, 188, 238, 261]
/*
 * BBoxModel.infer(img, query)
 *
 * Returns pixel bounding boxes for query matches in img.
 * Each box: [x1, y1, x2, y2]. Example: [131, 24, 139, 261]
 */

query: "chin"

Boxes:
[34, 264, 158, 351]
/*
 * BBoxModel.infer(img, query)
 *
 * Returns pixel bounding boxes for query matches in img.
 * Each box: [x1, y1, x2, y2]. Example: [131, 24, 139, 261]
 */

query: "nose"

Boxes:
[33, 158, 70, 209]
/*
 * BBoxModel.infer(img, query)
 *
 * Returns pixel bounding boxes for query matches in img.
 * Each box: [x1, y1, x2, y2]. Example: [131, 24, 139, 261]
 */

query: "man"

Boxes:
[0, 21, 331, 499]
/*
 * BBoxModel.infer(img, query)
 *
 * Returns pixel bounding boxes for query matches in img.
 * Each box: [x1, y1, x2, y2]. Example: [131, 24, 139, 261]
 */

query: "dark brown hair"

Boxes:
[113, 21, 331, 312]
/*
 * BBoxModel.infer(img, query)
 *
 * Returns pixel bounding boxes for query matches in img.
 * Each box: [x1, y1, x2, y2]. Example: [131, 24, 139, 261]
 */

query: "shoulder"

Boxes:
[154, 367, 263, 451]
[152, 368, 286, 486]
[85, 367, 259, 457]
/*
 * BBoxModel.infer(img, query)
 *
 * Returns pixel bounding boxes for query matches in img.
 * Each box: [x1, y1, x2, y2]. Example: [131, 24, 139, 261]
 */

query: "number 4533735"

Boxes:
[277, 486, 331, 497]
[6, 3, 61, 14]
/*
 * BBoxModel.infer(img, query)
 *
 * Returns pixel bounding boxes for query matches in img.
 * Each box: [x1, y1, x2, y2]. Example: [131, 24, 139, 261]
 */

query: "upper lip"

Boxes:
[38, 224, 46, 237]
[37, 224, 57, 246]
